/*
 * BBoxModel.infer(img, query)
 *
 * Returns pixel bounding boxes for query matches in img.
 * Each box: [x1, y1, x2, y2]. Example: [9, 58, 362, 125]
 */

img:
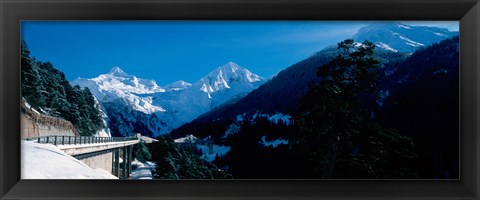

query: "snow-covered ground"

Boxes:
[197, 144, 231, 162]
[260, 136, 289, 148]
[21, 141, 117, 179]
[129, 159, 156, 179]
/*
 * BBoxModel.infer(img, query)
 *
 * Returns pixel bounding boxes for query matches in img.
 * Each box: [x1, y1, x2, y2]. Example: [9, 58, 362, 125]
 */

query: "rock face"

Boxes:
[71, 62, 265, 137]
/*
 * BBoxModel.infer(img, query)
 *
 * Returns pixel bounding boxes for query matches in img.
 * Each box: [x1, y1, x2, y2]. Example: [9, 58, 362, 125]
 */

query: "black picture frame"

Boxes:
[1, 0, 479, 199]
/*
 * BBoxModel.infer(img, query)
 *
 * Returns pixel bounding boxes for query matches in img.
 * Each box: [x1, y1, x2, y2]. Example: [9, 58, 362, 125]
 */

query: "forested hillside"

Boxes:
[170, 46, 406, 139]
[378, 36, 460, 179]
[169, 36, 459, 179]
[21, 41, 104, 136]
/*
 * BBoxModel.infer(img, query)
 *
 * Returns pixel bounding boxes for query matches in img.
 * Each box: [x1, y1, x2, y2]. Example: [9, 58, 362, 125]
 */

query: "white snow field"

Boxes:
[21, 141, 118, 179]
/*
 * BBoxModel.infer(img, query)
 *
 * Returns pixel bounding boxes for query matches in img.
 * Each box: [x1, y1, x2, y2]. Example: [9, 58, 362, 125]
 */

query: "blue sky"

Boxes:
[21, 21, 458, 86]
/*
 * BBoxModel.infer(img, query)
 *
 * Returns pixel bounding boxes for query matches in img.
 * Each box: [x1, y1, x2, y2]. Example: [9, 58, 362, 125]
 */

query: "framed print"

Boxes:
[1, 0, 479, 199]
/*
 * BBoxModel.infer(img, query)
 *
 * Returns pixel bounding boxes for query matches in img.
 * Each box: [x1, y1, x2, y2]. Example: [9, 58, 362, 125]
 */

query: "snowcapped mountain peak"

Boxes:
[364, 22, 411, 30]
[164, 80, 192, 91]
[197, 62, 265, 95]
[72, 63, 267, 137]
[108, 66, 129, 77]
[220, 61, 241, 71]
[71, 66, 165, 114]
[353, 21, 458, 53]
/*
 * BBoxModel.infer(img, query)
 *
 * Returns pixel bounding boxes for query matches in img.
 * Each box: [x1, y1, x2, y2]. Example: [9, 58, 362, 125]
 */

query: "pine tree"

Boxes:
[293, 39, 417, 178]
[21, 40, 45, 107]
[21, 40, 104, 136]
[150, 135, 232, 179]
[133, 141, 152, 162]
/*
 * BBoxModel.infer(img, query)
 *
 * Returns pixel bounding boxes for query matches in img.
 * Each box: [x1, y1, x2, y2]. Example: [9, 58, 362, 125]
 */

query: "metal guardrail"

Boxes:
[25, 135, 138, 146]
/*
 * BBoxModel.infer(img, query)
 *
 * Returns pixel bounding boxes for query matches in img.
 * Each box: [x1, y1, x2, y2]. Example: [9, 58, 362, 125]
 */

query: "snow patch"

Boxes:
[260, 136, 289, 148]
[21, 141, 118, 179]
[267, 113, 292, 126]
[197, 144, 231, 162]
[251, 112, 292, 126]
[398, 24, 411, 29]
[223, 122, 241, 138]
[377, 42, 398, 52]
[398, 35, 425, 47]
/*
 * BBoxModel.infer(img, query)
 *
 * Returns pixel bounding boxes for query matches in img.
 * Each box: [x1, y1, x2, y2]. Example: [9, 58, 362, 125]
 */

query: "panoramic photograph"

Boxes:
[20, 21, 459, 179]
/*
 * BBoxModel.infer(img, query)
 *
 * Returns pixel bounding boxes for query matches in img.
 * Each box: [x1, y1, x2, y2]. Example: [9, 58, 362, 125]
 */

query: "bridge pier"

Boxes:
[122, 146, 127, 178]
[113, 149, 120, 177]
[128, 145, 133, 176]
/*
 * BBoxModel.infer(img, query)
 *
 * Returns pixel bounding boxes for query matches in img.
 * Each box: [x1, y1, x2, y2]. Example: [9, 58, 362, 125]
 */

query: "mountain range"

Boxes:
[167, 26, 459, 179]
[169, 22, 458, 139]
[71, 22, 458, 139]
[72, 62, 266, 137]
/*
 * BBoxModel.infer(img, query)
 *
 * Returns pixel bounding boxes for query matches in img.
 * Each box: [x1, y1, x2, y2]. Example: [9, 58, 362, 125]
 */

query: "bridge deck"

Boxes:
[57, 139, 139, 156]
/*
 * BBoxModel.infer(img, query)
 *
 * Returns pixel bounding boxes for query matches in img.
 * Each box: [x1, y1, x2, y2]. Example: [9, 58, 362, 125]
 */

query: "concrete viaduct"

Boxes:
[21, 101, 142, 179]
[27, 135, 140, 179]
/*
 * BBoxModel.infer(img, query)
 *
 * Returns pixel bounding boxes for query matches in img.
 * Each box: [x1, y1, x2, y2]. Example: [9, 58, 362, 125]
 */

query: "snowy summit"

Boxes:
[163, 80, 192, 91]
[72, 62, 266, 137]
[353, 22, 458, 53]
[197, 62, 264, 98]
[71, 66, 165, 114]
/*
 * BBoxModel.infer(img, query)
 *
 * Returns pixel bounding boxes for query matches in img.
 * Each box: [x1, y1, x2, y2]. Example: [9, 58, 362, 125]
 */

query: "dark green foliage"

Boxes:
[292, 39, 417, 179]
[224, 117, 300, 178]
[21, 40, 46, 107]
[168, 38, 456, 179]
[133, 141, 152, 163]
[21, 40, 104, 136]
[379, 36, 459, 179]
[149, 135, 232, 179]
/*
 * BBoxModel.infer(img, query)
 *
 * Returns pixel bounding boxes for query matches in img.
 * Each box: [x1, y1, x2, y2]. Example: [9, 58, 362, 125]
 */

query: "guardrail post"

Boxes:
[46, 136, 49, 144]
[37, 137, 40, 143]
[62, 136, 65, 145]
[79, 136, 82, 145]
[54, 136, 57, 146]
